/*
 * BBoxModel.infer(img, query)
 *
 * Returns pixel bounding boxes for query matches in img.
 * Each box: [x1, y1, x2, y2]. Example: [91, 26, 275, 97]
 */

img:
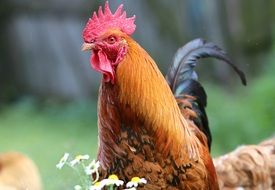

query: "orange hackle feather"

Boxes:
[117, 33, 202, 160]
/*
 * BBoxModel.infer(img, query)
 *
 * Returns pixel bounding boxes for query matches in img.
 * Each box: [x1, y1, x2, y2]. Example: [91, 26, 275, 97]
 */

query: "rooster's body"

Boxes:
[96, 37, 217, 189]
[82, 2, 245, 189]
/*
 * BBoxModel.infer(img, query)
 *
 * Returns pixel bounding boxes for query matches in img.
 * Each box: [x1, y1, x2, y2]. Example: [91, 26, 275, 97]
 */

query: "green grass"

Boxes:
[0, 100, 98, 189]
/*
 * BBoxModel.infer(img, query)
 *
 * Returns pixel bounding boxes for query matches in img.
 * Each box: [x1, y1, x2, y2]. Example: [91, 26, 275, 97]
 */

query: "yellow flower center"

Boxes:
[75, 155, 83, 160]
[94, 182, 101, 187]
[131, 177, 141, 183]
[108, 174, 119, 180]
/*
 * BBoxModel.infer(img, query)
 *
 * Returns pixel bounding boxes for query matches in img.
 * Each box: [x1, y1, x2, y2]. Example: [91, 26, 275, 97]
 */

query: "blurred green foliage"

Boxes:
[0, 44, 274, 189]
[208, 46, 275, 155]
[0, 100, 98, 189]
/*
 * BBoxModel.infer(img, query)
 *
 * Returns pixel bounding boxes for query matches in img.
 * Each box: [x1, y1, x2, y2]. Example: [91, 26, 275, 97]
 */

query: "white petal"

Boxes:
[81, 154, 90, 160]
[70, 159, 79, 166]
[86, 160, 100, 173]
[85, 168, 92, 175]
[71, 154, 90, 166]
[87, 160, 96, 168]
[56, 153, 69, 169]
[56, 162, 64, 169]
[74, 185, 82, 190]
[126, 182, 135, 188]
[100, 179, 111, 186]
[139, 178, 147, 184]
[115, 180, 124, 186]
[89, 181, 106, 190]
[89, 186, 101, 190]
[95, 161, 100, 167]
[62, 153, 70, 160]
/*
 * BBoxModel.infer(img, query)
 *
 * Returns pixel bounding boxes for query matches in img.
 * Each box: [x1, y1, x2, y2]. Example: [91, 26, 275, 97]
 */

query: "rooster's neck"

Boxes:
[113, 38, 201, 159]
[98, 37, 201, 166]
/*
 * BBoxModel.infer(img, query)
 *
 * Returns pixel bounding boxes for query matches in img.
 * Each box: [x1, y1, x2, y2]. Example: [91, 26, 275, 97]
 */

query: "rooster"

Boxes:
[82, 2, 245, 189]
[0, 152, 42, 190]
[214, 137, 275, 190]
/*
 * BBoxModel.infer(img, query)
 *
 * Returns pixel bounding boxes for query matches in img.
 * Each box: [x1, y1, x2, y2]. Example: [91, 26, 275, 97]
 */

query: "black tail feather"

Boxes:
[176, 79, 211, 148]
[166, 38, 246, 93]
[166, 38, 247, 150]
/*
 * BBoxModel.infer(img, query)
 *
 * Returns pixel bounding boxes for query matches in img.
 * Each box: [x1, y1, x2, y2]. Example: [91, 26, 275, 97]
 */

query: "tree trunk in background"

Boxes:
[0, 0, 274, 101]
[224, 0, 273, 76]
[0, 1, 18, 104]
[3, 0, 101, 101]
[200, 0, 233, 84]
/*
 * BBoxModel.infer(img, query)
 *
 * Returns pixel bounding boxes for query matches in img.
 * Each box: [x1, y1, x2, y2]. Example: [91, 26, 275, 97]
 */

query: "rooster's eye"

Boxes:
[106, 36, 116, 44]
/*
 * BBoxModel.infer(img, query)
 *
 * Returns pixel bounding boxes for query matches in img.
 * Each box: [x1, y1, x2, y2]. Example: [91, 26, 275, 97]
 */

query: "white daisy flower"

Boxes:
[85, 160, 100, 175]
[74, 185, 82, 190]
[89, 181, 105, 190]
[126, 177, 147, 188]
[70, 154, 90, 166]
[56, 153, 69, 169]
[124, 188, 137, 190]
[101, 174, 124, 187]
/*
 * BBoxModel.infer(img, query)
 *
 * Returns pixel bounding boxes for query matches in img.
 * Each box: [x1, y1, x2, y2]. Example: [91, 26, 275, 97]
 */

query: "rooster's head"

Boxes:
[82, 1, 136, 84]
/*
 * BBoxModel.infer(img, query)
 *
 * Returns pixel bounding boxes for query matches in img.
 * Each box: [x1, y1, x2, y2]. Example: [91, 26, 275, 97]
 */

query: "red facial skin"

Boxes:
[89, 32, 128, 84]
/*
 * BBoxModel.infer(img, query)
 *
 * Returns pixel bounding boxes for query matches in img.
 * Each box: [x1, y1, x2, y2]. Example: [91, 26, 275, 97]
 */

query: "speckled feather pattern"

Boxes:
[214, 138, 275, 190]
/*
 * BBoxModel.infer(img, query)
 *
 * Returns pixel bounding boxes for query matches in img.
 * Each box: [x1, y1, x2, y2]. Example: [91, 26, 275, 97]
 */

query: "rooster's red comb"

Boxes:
[83, 1, 136, 42]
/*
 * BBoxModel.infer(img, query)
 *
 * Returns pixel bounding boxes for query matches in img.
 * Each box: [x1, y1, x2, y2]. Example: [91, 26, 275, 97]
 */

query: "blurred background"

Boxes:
[0, 0, 274, 189]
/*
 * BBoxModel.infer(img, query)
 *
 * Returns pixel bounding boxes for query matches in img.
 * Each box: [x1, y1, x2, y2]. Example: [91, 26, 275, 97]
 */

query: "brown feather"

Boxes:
[214, 137, 275, 190]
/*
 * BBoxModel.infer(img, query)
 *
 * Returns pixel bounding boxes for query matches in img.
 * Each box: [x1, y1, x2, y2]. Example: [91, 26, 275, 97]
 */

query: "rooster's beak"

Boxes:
[81, 43, 95, 51]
